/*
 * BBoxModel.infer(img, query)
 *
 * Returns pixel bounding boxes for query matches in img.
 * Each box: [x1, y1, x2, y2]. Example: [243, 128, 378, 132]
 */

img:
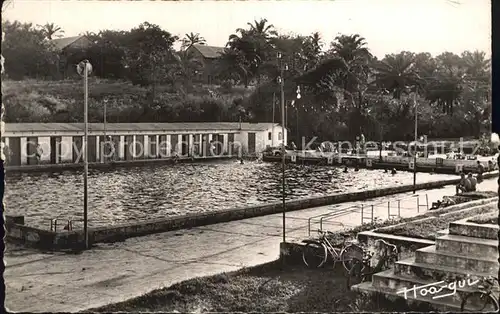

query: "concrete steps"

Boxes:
[394, 258, 496, 282]
[415, 245, 498, 273]
[436, 234, 499, 258]
[353, 210, 499, 311]
[351, 281, 462, 312]
[372, 269, 478, 306]
[449, 220, 498, 240]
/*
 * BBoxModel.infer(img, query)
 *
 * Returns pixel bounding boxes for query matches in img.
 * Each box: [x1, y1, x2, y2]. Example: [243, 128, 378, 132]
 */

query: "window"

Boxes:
[278, 132, 282, 140]
[268, 132, 272, 140]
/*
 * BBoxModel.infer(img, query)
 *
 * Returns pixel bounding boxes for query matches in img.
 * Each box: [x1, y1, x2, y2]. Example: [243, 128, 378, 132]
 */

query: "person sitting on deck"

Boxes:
[456, 172, 468, 194]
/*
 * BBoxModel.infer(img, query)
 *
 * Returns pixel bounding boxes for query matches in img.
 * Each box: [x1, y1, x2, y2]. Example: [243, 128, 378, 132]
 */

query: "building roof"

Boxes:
[191, 44, 225, 59]
[50, 35, 86, 51]
[4, 122, 283, 134]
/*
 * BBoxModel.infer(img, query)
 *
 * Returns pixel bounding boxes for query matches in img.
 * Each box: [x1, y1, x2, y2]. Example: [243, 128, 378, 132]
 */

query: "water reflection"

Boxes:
[5, 160, 454, 228]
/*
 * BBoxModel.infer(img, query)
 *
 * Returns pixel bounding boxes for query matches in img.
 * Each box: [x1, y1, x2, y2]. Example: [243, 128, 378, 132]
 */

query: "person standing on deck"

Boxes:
[476, 160, 485, 183]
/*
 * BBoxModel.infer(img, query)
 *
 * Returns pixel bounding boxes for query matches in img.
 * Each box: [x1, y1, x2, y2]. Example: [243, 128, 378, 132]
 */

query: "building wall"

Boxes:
[185, 46, 219, 84]
[3, 126, 285, 166]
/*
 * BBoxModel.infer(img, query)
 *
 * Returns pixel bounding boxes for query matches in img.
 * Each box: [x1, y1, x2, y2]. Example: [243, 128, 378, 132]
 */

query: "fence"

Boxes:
[307, 194, 429, 236]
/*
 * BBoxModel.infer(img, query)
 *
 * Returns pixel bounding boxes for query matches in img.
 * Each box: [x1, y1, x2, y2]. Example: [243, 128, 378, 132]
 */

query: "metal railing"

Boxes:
[48, 218, 85, 232]
[307, 204, 360, 236]
[49, 218, 72, 232]
[307, 193, 429, 236]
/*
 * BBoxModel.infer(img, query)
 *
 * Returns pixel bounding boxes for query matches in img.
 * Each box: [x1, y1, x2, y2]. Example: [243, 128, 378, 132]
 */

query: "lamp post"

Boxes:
[103, 98, 108, 163]
[277, 52, 287, 244]
[413, 89, 418, 194]
[77, 59, 92, 249]
[295, 86, 301, 147]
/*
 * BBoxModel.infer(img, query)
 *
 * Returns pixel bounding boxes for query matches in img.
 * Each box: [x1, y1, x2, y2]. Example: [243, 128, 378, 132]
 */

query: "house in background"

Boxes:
[50, 35, 93, 79]
[186, 44, 225, 85]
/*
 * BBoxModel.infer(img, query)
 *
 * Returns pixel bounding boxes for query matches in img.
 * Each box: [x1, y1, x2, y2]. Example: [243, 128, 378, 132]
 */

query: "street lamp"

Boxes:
[295, 86, 301, 148]
[76, 59, 92, 249]
[277, 52, 287, 245]
[103, 97, 108, 163]
[413, 88, 418, 194]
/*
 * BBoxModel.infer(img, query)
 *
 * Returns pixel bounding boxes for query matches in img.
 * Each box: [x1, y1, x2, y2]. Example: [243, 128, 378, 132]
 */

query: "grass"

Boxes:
[3, 78, 253, 123]
[88, 261, 435, 313]
[467, 212, 499, 225]
[321, 197, 497, 245]
[377, 203, 497, 240]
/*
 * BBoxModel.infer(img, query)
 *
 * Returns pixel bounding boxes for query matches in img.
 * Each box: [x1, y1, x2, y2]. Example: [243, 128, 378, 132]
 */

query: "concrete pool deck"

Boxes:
[5, 178, 498, 313]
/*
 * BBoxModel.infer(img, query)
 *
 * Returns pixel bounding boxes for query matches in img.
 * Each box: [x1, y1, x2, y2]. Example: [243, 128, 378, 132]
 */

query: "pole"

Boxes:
[272, 92, 275, 147]
[413, 89, 417, 194]
[83, 61, 89, 249]
[103, 101, 107, 163]
[296, 107, 299, 148]
[280, 60, 286, 244]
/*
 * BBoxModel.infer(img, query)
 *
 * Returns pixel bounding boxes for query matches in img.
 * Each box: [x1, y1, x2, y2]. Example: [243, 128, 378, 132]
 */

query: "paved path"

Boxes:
[5, 178, 498, 313]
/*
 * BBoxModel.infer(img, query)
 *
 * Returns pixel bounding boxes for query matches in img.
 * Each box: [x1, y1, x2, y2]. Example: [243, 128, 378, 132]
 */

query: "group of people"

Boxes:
[455, 161, 485, 194]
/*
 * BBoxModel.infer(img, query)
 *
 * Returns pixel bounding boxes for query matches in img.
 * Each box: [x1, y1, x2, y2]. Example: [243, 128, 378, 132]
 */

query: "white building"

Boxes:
[3, 122, 287, 166]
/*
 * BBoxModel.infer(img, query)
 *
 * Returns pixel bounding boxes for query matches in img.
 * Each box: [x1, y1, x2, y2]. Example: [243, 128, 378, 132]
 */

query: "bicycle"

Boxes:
[460, 276, 499, 312]
[346, 239, 399, 289]
[301, 229, 364, 272]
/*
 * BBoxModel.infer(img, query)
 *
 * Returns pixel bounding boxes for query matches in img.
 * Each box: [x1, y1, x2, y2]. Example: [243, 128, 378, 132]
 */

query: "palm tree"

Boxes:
[372, 51, 420, 99]
[246, 18, 277, 39]
[181, 32, 206, 50]
[328, 34, 372, 102]
[461, 50, 490, 81]
[299, 32, 323, 71]
[38, 23, 64, 40]
[425, 52, 465, 114]
[215, 49, 252, 87]
[171, 50, 203, 93]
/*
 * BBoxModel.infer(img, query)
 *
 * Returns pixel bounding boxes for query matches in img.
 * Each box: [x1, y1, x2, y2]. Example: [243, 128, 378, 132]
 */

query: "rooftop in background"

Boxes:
[4, 122, 283, 134]
[189, 44, 225, 59]
[50, 35, 91, 51]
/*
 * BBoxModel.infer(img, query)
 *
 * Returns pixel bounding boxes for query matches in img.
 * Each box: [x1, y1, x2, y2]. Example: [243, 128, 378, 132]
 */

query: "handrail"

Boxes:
[49, 218, 71, 232]
[309, 193, 428, 233]
[307, 204, 359, 236]
[48, 217, 87, 232]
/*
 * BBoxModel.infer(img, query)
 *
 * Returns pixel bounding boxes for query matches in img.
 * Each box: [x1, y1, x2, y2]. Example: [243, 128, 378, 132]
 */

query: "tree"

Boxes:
[328, 34, 372, 101]
[38, 23, 64, 40]
[372, 51, 420, 99]
[215, 48, 252, 87]
[171, 50, 203, 93]
[2, 20, 58, 80]
[181, 32, 206, 50]
[121, 22, 178, 107]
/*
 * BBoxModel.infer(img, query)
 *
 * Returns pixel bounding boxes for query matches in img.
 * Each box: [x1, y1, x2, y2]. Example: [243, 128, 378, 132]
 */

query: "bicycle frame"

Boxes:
[321, 234, 345, 259]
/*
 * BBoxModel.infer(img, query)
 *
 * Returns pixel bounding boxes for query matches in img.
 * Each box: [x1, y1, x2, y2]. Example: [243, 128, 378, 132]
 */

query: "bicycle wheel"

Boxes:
[302, 242, 327, 268]
[346, 258, 365, 290]
[340, 244, 364, 272]
[460, 292, 499, 312]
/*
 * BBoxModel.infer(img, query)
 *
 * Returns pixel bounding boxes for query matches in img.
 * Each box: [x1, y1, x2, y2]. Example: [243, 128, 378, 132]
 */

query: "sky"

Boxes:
[2, 0, 491, 58]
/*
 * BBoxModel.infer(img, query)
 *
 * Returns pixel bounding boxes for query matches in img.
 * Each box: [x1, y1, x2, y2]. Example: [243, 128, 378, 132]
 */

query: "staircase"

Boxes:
[352, 217, 499, 311]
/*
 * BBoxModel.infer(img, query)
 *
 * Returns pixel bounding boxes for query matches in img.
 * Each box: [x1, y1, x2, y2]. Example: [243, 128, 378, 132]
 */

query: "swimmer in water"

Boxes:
[343, 166, 348, 173]
[327, 170, 333, 181]
[384, 168, 388, 173]
[240, 158, 244, 164]
[354, 165, 359, 172]
[391, 168, 397, 175]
